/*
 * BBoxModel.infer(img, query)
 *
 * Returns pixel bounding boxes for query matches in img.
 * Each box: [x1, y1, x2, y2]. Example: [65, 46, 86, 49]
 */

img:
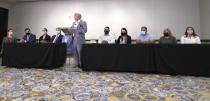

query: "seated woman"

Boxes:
[116, 28, 132, 44]
[159, 28, 177, 44]
[1, 29, 16, 54]
[39, 28, 51, 43]
[181, 27, 201, 44]
[3, 28, 16, 44]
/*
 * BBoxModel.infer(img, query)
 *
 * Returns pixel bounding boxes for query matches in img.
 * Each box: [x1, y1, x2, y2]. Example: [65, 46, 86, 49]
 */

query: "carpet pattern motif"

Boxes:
[0, 67, 210, 101]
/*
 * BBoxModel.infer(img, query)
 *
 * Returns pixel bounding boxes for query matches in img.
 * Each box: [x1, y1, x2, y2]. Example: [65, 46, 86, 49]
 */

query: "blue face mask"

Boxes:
[141, 31, 146, 35]
[42, 32, 46, 35]
[56, 31, 60, 35]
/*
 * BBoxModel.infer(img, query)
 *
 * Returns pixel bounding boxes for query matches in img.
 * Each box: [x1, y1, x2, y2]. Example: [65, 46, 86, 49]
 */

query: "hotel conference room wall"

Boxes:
[8, 0, 201, 39]
[0, 2, 14, 32]
[200, 0, 210, 39]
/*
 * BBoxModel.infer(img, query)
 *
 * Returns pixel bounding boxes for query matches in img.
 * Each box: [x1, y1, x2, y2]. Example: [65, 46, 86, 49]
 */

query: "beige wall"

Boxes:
[0, 2, 15, 30]
[11, 0, 200, 39]
[200, 0, 210, 39]
[1, 0, 204, 40]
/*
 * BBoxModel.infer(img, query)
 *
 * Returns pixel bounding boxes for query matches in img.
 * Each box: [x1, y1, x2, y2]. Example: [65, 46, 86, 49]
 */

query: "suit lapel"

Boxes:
[29, 35, 31, 41]
[79, 20, 83, 27]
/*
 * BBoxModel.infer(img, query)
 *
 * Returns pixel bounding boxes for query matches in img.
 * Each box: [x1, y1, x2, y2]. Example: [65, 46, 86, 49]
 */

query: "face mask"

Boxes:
[187, 30, 193, 35]
[42, 32, 46, 35]
[121, 32, 126, 36]
[8, 32, 13, 35]
[141, 31, 146, 35]
[104, 30, 109, 35]
[56, 31, 60, 35]
[164, 33, 169, 37]
[26, 33, 30, 35]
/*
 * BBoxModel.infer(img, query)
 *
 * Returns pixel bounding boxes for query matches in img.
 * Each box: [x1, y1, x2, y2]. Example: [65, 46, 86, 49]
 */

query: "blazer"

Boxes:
[116, 35, 132, 44]
[71, 19, 87, 45]
[39, 34, 51, 42]
[1, 36, 16, 53]
[23, 34, 36, 43]
[3, 36, 16, 43]
[50, 34, 64, 43]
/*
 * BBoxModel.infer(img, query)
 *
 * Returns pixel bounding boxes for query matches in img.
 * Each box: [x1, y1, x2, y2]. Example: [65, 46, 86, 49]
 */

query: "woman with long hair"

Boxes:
[159, 28, 177, 44]
[117, 28, 132, 44]
[181, 27, 201, 44]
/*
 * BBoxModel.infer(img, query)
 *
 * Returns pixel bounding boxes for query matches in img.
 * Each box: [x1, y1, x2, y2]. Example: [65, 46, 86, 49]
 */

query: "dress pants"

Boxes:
[73, 43, 82, 66]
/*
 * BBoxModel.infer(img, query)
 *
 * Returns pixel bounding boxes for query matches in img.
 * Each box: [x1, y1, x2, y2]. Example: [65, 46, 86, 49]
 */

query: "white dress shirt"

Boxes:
[74, 20, 80, 29]
[181, 35, 201, 44]
[98, 34, 115, 44]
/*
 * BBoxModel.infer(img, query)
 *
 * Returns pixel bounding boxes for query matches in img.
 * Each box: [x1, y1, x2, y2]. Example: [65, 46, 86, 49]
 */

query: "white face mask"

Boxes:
[8, 32, 13, 36]
[187, 30, 193, 35]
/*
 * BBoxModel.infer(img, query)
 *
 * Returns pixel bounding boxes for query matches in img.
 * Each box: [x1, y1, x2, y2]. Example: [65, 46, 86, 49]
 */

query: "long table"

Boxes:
[2, 43, 66, 68]
[81, 44, 210, 77]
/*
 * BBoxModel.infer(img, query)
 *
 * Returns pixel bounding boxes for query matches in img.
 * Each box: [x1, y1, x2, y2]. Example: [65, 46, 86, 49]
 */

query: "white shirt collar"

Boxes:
[57, 34, 60, 37]
[76, 20, 81, 23]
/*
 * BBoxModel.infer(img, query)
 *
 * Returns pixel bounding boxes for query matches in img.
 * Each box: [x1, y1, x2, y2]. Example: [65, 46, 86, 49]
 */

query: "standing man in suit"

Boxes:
[20, 28, 36, 43]
[51, 28, 64, 43]
[71, 13, 87, 68]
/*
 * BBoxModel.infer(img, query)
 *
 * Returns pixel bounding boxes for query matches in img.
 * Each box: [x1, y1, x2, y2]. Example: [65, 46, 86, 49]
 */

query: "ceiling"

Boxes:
[1, 0, 119, 3]
[0, 0, 74, 3]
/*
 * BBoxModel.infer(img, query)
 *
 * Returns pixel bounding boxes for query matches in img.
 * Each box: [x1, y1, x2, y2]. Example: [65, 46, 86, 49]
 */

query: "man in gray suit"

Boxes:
[71, 13, 87, 68]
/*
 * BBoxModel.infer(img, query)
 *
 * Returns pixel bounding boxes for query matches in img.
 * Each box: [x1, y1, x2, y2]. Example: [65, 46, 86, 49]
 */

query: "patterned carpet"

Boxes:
[0, 67, 210, 101]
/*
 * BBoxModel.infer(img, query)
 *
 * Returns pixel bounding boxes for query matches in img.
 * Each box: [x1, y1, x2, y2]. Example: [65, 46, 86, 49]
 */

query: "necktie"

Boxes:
[53, 35, 58, 43]
[27, 35, 30, 42]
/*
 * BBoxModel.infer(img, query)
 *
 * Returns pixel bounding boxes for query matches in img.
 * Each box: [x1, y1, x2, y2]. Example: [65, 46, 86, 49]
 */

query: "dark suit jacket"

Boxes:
[3, 36, 16, 43]
[23, 34, 36, 43]
[117, 35, 132, 44]
[50, 34, 64, 43]
[39, 34, 51, 42]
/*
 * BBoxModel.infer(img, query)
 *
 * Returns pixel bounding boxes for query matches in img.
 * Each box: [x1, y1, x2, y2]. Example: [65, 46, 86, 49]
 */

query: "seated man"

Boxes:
[136, 26, 155, 44]
[20, 28, 36, 43]
[62, 34, 73, 53]
[98, 26, 115, 44]
[51, 28, 64, 43]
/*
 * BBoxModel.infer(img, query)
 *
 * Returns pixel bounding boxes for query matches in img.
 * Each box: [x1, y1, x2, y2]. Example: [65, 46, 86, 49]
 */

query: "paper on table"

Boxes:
[61, 27, 77, 35]
[69, 28, 77, 35]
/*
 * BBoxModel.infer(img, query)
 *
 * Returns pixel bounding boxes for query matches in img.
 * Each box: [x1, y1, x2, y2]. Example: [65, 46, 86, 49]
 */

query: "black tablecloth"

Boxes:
[81, 44, 210, 77]
[2, 43, 66, 68]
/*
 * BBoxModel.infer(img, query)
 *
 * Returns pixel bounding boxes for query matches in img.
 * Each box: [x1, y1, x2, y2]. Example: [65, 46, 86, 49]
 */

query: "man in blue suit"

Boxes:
[20, 28, 36, 43]
[62, 35, 73, 53]
[51, 28, 64, 43]
[71, 13, 87, 68]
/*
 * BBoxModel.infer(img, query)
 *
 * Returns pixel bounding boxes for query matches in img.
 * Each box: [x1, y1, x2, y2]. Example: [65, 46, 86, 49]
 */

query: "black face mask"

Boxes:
[164, 33, 169, 37]
[104, 30, 109, 35]
[26, 33, 30, 35]
[121, 32, 127, 36]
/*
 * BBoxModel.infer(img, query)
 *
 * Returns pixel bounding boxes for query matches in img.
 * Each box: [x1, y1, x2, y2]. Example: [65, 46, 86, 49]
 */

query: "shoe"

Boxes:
[75, 67, 82, 72]
[72, 65, 78, 68]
